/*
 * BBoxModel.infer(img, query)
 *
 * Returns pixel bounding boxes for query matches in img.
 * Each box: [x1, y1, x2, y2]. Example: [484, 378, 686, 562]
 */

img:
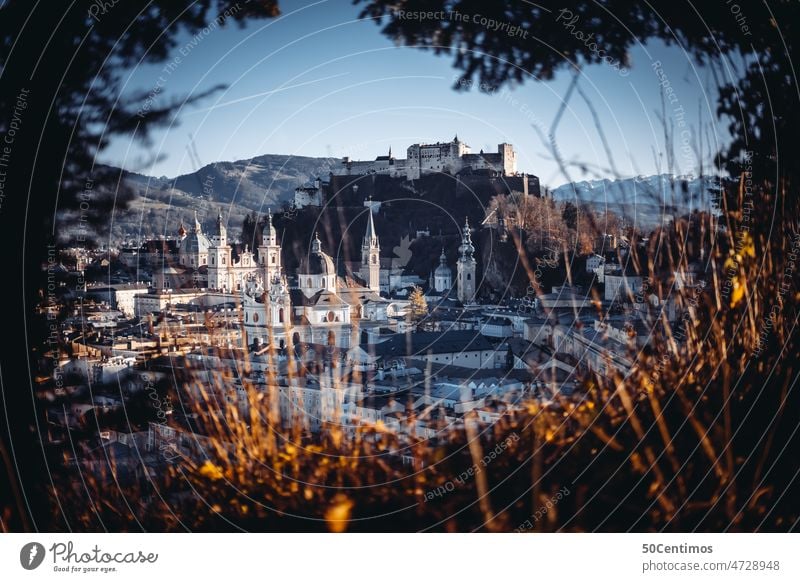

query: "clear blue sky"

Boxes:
[102, 0, 730, 189]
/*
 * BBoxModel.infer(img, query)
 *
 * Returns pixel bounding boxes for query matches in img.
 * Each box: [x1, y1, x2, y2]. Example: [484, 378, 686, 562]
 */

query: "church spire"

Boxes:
[364, 203, 378, 247]
[214, 210, 226, 246]
[361, 204, 380, 293]
[193, 210, 202, 233]
[459, 216, 474, 258]
[457, 216, 476, 304]
[263, 207, 277, 245]
[259, 206, 281, 290]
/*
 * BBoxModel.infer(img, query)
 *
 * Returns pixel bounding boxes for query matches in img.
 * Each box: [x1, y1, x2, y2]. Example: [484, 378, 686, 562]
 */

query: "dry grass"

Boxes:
[52, 171, 799, 532]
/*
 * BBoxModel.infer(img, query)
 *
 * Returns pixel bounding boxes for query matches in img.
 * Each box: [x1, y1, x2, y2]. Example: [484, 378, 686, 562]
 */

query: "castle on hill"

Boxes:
[332, 135, 516, 180]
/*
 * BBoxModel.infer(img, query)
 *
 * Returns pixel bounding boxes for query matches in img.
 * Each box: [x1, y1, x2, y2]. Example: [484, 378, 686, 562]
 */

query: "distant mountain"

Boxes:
[122, 153, 338, 208]
[550, 174, 721, 227]
[110, 154, 721, 238]
[110, 154, 338, 238]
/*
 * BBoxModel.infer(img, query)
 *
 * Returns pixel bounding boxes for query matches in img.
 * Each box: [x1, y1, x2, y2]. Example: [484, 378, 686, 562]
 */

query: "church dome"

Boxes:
[299, 233, 336, 275]
[179, 211, 211, 255]
[434, 248, 451, 277]
[301, 253, 335, 275]
[179, 231, 211, 254]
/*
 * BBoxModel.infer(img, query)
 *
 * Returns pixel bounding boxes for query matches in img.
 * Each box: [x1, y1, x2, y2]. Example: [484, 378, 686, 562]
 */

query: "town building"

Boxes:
[85, 283, 149, 317]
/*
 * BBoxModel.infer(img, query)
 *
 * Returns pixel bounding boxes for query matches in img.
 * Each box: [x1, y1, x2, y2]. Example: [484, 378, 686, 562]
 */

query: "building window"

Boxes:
[253, 312, 259, 323]
[467, 273, 471, 280]
[307, 278, 312, 288]
[272, 255, 276, 264]
[279, 308, 284, 323]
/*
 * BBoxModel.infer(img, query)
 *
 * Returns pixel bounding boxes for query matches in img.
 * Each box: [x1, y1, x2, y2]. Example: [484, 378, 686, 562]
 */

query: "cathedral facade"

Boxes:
[241, 206, 388, 349]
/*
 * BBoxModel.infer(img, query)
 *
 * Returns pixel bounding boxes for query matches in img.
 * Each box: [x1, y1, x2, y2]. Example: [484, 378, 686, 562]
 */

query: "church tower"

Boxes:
[265, 271, 291, 329]
[258, 209, 282, 290]
[457, 217, 476, 303]
[360, 205, 381, 292]
[208, 211, 232, 291]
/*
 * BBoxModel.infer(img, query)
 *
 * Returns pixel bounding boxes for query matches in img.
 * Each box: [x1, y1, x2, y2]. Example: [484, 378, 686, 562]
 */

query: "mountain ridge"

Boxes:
[106, 154, 720, 237]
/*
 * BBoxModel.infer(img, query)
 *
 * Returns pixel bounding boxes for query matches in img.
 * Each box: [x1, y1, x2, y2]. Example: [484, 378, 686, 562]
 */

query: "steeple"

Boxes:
[207, 210, 231, 291]
[262, 208, 277, 246]
[363, 203, 378, 248]
[258, 207, 282, 290]
[457, 216, 476, 303]
[215, 210, 226, 245]
[193, 210, 202, 233]
[388, 146, 392, 158]
[361, 204, 381, 293]
[459, 216, 475, 258]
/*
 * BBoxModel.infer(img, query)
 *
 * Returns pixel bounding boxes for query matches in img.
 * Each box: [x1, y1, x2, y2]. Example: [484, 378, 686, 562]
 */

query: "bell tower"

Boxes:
[208, 211, 231, 290]
[258, 209, 282, 290]
[457, 217, 476, 303]
[360, 204, 381, 292]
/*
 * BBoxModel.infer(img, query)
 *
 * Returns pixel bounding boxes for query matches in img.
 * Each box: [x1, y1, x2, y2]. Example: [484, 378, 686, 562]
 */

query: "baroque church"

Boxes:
[425, 217, 477, 304]
[174, 206, 477, 348]
[171, 210, 258, 291]
[240, 206, 397, 349]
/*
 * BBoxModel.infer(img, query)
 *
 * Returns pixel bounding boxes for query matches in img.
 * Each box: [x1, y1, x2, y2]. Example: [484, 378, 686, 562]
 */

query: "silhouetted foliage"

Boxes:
[0, 0, 280, 531]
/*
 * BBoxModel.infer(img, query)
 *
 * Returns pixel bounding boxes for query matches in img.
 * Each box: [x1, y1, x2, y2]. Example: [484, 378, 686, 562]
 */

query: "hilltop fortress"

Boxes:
[294, 136, 539, 210]
[332, 135, 516, 180]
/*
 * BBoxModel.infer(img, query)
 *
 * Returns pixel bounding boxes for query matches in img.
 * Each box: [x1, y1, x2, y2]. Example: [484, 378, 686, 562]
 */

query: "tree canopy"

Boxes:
[357, 0, 798, 184]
